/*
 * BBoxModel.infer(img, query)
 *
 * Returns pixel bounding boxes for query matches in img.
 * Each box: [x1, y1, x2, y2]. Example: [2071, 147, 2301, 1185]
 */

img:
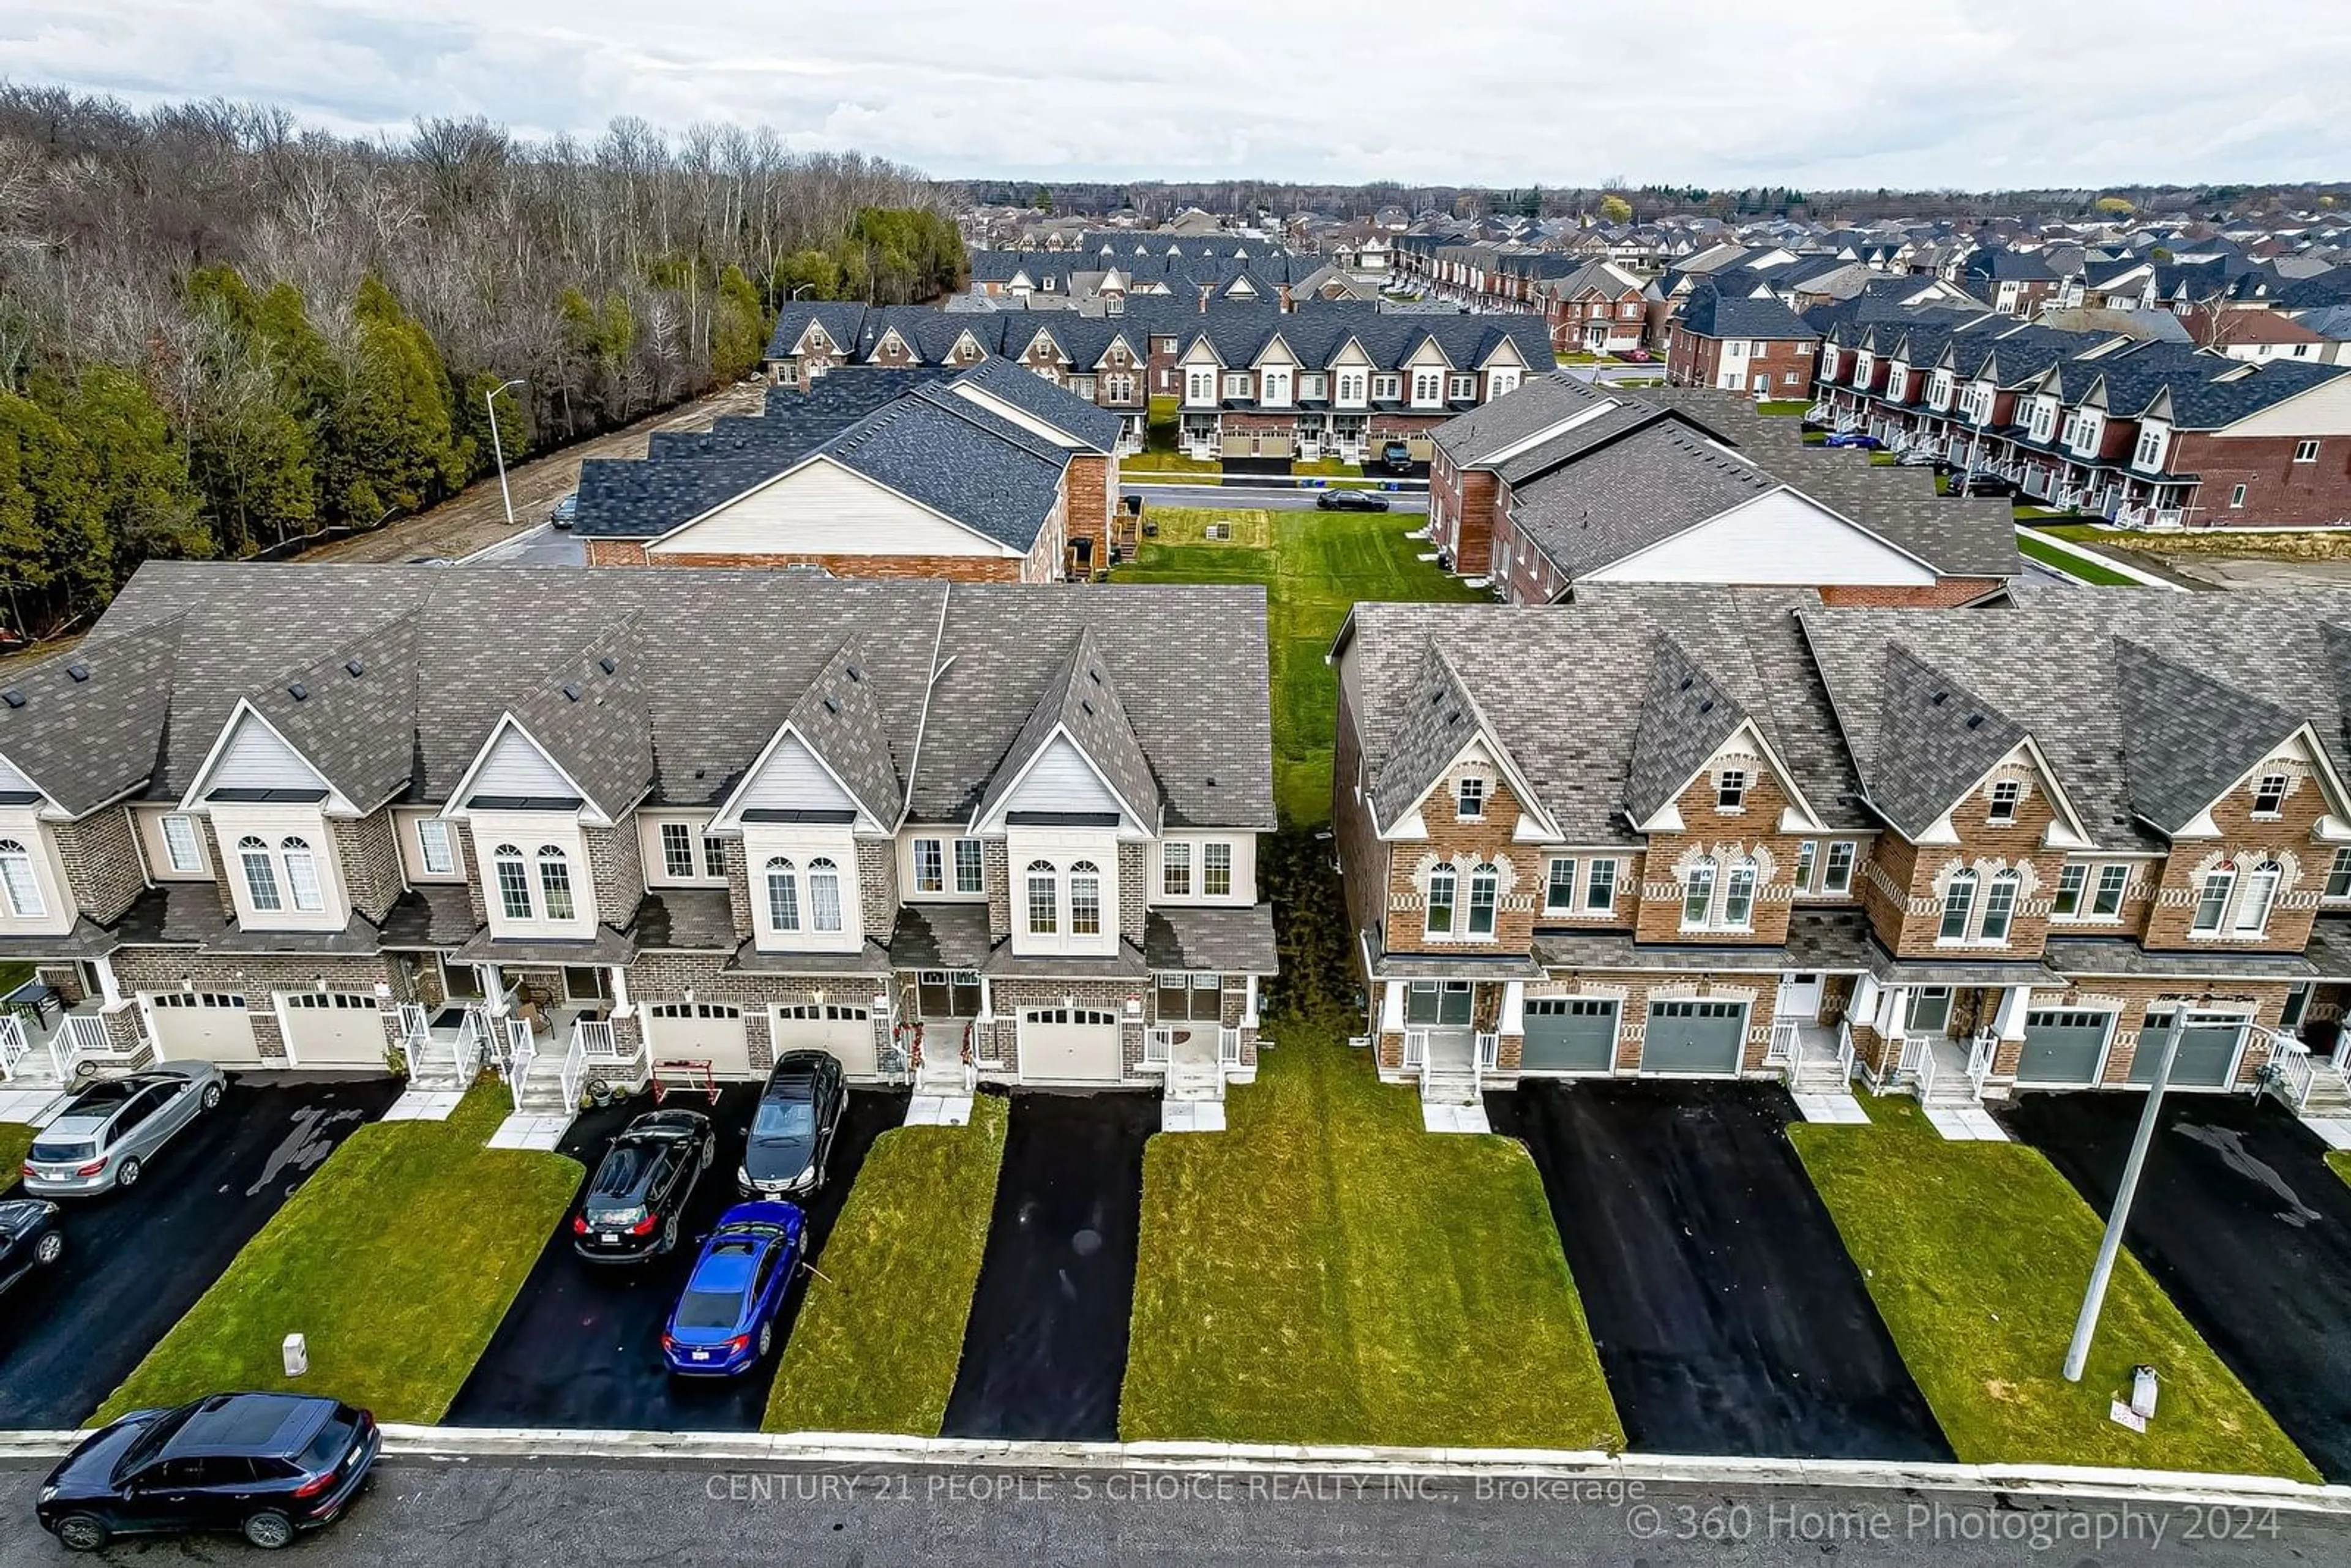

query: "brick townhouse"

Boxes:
[1423, 373, 2015, 602]
[573, 359, 1123, 580]
[1664, 282, 1820, 395]
[0, 565, 1277, 1115]
[1814, 301, 2351, 527]
[1332, 584, 2351, 1119]
[1534, 261, 1654, 354]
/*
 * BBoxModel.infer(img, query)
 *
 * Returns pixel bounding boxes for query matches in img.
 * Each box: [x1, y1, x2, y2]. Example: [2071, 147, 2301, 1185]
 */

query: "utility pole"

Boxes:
[2063, 1008, 2186, 1382]
[484, 379, 525, 531]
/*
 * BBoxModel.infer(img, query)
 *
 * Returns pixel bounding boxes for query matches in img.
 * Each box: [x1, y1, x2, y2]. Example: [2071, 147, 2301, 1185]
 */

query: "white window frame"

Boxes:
[2190, 869, 2235, 935]
[2251, 771, 2289, 818]
[416, 817, 457, 877]
[1821, 841, 1856, 896]
[640, 814, 726, 889]
[1457, 776, 1487, 820]
[161, 813, 205, 875]
[0, 838, 46, 918]
[2324, 845, 2351, 903]
[1544, 856, 1578, 914]
[1938, 871, 1978, 943]
[1987, 779, 2022, 824]
[2293, 439, 2320, 463]
[213, 806, 347, 932]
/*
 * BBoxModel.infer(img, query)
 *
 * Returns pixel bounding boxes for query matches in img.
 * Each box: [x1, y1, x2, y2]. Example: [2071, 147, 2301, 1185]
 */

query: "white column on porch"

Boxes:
[1994, 984, 2033, 1040]
[977, 977, 994, 1024]
[608, 964, 631, 1018]
[1379, 980, 1406, 1032]
[481, 964, 506, 1013]
[1850, 972, 1881, 1028]
[1240, 975, 1259, 1029]
[92, 955, 126, 1009]
[1499, 980, 1526, 1035]
[1875, 983, 1910, 1038]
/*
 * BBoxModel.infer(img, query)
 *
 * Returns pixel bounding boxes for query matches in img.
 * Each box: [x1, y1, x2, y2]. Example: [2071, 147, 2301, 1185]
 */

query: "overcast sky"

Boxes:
[6, 1, 2347, 189]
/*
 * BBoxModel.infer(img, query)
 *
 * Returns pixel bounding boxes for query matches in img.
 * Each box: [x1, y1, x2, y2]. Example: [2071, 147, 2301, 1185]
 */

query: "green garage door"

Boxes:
[2128, 1015, 2245, 1088]
[2018, 1009, 2111, 1085]
[1640, 1000, 1747, 1075]
[1521, 998, 1618, 1073]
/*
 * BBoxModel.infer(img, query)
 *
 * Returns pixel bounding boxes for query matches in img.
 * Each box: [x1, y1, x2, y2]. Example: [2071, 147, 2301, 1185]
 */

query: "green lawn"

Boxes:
[2017, 531, 2140, 586]
[1791, 1097, 2317, 1479]
[1756, 399, 1811, 416]
[1116, 505, 1480, 828]
[1123, 1006, 1622, 1450]
[97, 1081, 582, 1426]
[0, 1121, 31, 1182]
[2330, 1150, 2350, 1189]
[1291, 456, 1367, 479]
[766, 1094, 1008, 1435]
[0, 961, 33, 994]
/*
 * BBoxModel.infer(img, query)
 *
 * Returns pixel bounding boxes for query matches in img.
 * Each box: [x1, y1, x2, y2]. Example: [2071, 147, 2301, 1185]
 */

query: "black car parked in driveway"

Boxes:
[0, 1198, 64, 1296]
[571, 1108, 716, 1261]
[1314, 488, 1390, 512]
[37, 1392, 379, 1552]
[1378, 439, 1414, 475]
[740, 1052, 847, 1198]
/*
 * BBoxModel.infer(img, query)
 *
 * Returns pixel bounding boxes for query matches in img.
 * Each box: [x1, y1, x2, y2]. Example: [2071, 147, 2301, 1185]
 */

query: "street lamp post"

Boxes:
[790, 284, 815, 301]
[2062, 1008, 2188, 1382]
[484, 378, 525, 531]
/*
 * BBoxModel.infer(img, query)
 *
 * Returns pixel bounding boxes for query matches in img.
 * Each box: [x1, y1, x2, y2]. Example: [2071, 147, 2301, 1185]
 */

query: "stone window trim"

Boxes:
[2184, 849, 2297, 939]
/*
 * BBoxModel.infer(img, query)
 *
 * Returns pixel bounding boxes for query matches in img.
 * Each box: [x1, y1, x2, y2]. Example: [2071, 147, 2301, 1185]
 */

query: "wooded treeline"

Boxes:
[0, 86, 966, 636]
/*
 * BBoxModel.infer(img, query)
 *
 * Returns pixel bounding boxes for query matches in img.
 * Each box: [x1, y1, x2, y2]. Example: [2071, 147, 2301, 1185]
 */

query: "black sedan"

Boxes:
[740, 1052, 847, 1198]
[571, 1109, 716, 1262]
[0, 1198, 64, 1297]
[37, 1391, 379, 1551]
[1315, 488, 1390, 512]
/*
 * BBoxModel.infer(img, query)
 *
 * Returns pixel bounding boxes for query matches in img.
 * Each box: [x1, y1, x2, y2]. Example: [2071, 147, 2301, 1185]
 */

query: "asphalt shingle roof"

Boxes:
[0, 615, 183, 814]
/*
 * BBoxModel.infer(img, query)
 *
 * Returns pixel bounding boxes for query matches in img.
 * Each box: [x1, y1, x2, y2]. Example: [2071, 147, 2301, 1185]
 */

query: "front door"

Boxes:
[1778, 973, 1823, 1025]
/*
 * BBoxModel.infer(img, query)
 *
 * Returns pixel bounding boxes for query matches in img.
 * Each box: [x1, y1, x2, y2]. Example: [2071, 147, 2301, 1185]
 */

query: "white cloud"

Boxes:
[2, 0, 2346, 187]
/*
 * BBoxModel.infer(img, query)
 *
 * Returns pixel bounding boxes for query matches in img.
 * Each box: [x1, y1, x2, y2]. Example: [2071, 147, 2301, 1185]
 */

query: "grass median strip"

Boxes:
[1791, 1095, 2317, 1479]
[2017, 530, 2140, 587]
[1122, 1015, 1624, 1450]
[96, 1081, 581, 1426]
[0, 1121, 31, 1182]
[2330, 1150, 2351, 1190]
[765, 1093, 1008, 1436]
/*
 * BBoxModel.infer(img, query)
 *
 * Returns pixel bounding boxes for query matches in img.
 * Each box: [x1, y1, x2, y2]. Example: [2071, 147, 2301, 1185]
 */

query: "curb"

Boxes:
[3, 1428, 2343, 1512]
[2015, 525, 2186, 590]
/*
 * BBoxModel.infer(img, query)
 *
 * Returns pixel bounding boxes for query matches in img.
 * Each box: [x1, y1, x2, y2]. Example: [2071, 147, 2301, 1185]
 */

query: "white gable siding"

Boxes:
[471, 725, 575, 800]
[2213, 375, 2351, 437]
[647, 457, 1019, 559]
[1583, 490, 1937, 586]
[1003, 735, 1122, 816]
[209, 712, 329, 794]
[0, 752, 42, 798]
[951, 385, 1081, 448]
[738, 733, 857, 816]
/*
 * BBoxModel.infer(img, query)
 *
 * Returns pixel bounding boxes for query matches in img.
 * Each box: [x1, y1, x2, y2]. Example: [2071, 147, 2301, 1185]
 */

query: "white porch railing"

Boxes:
[1967, 1030, 1998, 1098]
[1765, 1018, 1799, 1077]
[1836, 1021, 1857, 1084]
[1403, 1029, 1429, 1070]
[1218, 1026, 1243, 1090]
[1143, 1027, 1173, 1067]
[559, 1029, 590, 1116]
[452, 1008, 487, 1089]
[1475, 1030, 1499, 1073]
[505, 1020, 536, 1113]
[2265, 1029, 2314, 1111]
[0, 1013, 28, 1081]
[51, 1013, 113, 1081]
[572, 1018, 620, 1060]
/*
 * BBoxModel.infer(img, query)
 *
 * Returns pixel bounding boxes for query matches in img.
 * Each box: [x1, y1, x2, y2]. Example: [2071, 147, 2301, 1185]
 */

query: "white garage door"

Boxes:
[770, 1003, 876, 1076]
[646, 1002, 751, 1078]
[280, 991, 388, 1068]
[145, 992, 258, 1067]
[1018, 1007, 1123, 1082]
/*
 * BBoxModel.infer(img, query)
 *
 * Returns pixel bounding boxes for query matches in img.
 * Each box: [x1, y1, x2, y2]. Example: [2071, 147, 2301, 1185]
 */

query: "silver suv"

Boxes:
[21, 1062, 226, 1197]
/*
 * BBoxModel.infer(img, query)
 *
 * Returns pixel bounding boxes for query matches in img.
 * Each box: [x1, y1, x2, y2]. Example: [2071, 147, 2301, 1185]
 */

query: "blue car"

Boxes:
[659, 1202, 805, 1376]
[1824, 432, 1883, 450]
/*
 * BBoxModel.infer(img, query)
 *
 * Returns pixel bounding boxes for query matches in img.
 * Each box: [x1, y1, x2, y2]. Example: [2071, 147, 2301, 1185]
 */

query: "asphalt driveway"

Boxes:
[2000, 1090, 2351, 1479]
[445, 1084, 906, 1431]
[1487, 1079, 1951, 1461]
[942, 1091, 1158, 1442]
[0, 1072, 398, 1428]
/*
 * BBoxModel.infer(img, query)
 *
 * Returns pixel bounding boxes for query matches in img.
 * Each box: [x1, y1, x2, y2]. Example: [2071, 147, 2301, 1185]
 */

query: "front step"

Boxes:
[1162, 1064, 1225, 1104]
[1419, 1069, 1482, 1107]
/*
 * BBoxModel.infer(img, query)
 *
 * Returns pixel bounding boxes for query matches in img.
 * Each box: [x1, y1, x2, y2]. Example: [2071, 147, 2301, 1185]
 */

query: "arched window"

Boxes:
[536, 846, 576, 921]
[1722, 860, 1758, 929]
[765, 857, 800, 932]
[281, 836, 323, 912]
[1980, 869, 2020, 942]
[1938, 870, 1978, 941]
[1466, 863, 1499, 937]
[1680, 863, 1715, 928]
[2233, 860, 2281, 935]
[1070, 861, 1102, 936]
[1425, 866, 1458, 936]
[0, 838, 43, 918]
[807, 857, 844, 932]
[1026, 860, 1058, 935]
[492, 844, 531, 921]
[241, 835, 283, 913]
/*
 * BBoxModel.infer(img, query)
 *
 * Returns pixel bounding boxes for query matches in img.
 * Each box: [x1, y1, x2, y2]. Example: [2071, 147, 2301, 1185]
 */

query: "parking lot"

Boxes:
[0, 1073, 397, 1428]
[2001, 1090, 2351, 1479]
[446, 1085, 908, 1431]
[943, 1091, 1157, 1441]
[1488, 1079, 1951, 1460]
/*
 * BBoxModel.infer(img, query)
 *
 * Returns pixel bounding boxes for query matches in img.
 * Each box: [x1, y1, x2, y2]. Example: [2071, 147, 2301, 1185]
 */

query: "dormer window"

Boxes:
[241, 836, 284, 913]
[536, 846, 576, 922]
[1457, 777, 1487, 821]
[1716, 770, 1747, 811]
[283, 838, 324, 912]
[0, 839, 45, 918]
[161, 814, 204, 874]
[1987, 780, 2021, 824]
[1027, 861, 1058, 935]
[767, 857, 801, 931]
[493, 844, 531, 920]
[2251, 772, 2289, 817]
[416, 818, 456, 877]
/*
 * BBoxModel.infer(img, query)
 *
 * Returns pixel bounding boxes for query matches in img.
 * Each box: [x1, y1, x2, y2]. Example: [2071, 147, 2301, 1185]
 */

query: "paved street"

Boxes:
[2, 1457, 2339, 1566]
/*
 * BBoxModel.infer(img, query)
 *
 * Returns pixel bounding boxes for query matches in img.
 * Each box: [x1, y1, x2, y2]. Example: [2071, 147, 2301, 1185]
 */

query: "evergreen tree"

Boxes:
[0, 389, 113, 621]
[710, 264, 769, 383]
[36, 366, 211, 577]
[326, 275, 463, 524]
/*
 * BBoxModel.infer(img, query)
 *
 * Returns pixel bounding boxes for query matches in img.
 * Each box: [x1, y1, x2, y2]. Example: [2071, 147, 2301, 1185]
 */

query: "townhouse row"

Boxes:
[763, 301, 1556, 467]
[1333, 586, 2351, 1111]
[0, 566, 1276, 1107]
[1811, 304, 2351, 527]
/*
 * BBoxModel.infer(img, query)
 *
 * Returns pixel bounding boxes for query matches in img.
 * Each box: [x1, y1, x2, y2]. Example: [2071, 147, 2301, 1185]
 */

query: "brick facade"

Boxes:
[333, 811, 403, 924]
[53, 807, 144, 925]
